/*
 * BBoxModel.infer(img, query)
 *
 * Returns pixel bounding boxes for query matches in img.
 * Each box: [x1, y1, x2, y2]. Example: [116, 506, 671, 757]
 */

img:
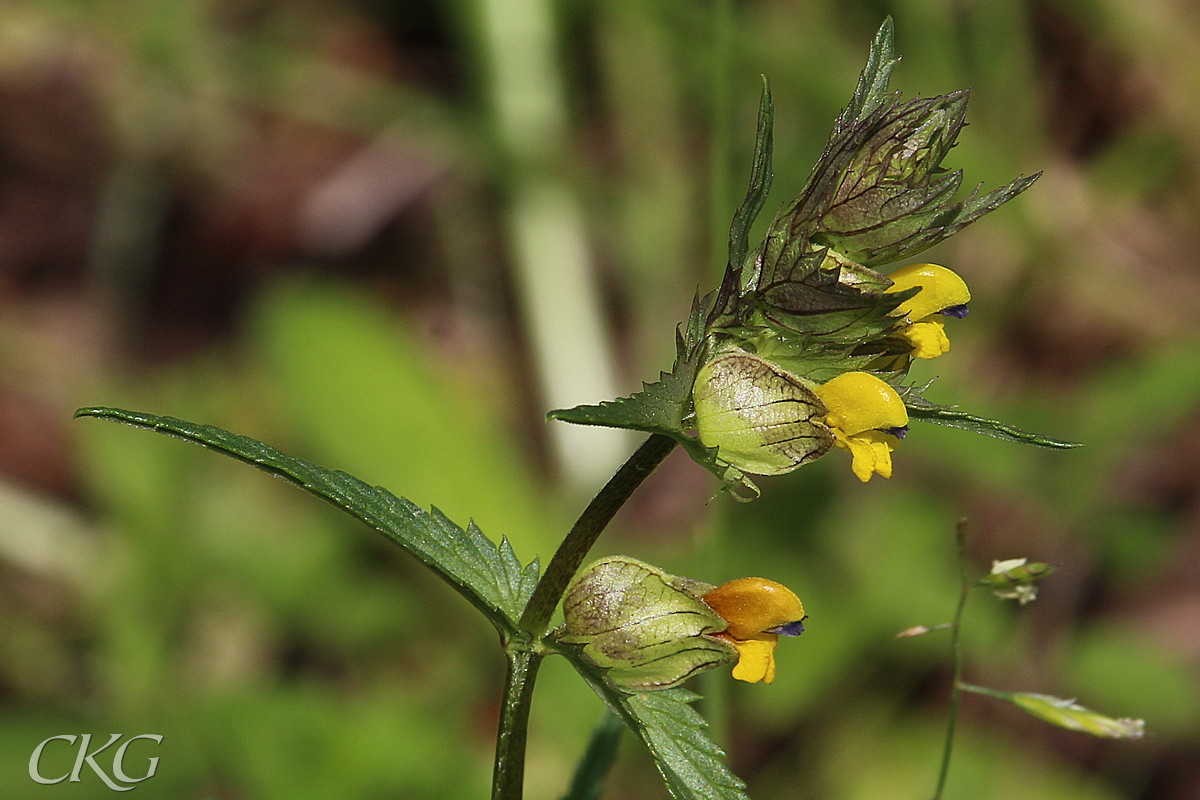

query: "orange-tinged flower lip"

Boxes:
[702, 577, 806, 684]
[702, 578, 805, 641]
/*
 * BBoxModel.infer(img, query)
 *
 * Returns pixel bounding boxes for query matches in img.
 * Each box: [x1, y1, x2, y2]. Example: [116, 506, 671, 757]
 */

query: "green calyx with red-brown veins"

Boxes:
[556, 557, 806, 690]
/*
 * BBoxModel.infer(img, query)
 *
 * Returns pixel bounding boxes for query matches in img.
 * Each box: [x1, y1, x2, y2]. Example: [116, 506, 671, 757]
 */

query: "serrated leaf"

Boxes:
[548, 293, 761, 500]
[75, 406, 538, 634]
[836, 17, 899, 131]
[906, 403, 1080, 449]
[551, 290, 713, 440]
[560, 650, 749, 800]
[628, 689, 749, 800]
[547, 373, 689, 437]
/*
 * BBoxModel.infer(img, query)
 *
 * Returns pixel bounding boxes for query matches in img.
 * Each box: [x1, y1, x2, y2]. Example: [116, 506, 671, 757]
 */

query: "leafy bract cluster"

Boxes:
[552, 18, 1072, 498]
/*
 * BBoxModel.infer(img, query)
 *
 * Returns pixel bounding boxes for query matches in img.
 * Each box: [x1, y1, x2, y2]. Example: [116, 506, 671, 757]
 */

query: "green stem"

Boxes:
[956, 683, 1010, 701]
[932, 520, 971, 800]
[698, 0, 735, 748]
[519, 433, 677, 635]
[492, 648, 544, 800]
[494, 433, 676, 798]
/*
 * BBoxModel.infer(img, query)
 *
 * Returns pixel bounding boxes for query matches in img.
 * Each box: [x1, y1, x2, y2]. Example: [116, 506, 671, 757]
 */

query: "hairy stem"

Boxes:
[519, 433, 677, 635]
[932, 520, 971, 800]
[492, 648, 544, 800]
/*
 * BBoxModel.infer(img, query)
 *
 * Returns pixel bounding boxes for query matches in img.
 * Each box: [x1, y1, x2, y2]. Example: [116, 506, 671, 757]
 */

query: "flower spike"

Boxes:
[546, 20, 1072, 500]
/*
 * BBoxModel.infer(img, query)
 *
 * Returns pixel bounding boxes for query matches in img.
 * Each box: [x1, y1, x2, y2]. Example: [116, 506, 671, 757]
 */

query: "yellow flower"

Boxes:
[885, 263, 970, 359]
[702, 578, 806, 684]
[813, 372, 909, 482]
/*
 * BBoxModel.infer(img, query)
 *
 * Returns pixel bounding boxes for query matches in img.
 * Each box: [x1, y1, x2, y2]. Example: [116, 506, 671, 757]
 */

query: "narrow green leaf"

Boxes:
[560, 712, 624, 800]
[853, 171, 1042, 265]
[727, 77, 774, 285]
[907, 404, 1081, 449]
[952, 173, 1043, 230]
[960, 684, 1145, 740]
[75, 406, 537, 634]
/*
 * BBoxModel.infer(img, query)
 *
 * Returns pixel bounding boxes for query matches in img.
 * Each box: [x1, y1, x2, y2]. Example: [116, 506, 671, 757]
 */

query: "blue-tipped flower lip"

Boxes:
[940, 304, 970, 318]
[885, 425, 909, 440]
[767, 617, 807, 637]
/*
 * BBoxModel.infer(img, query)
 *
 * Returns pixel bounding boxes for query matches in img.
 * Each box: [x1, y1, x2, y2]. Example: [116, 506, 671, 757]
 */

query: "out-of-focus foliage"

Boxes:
[2, 0, 1199, 798]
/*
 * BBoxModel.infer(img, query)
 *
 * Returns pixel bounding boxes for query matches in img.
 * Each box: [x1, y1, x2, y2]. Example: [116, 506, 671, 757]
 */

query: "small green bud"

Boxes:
[693, 352, 833, 476]
[977, 557, 1055, 605]
[558, 556, 736, 691]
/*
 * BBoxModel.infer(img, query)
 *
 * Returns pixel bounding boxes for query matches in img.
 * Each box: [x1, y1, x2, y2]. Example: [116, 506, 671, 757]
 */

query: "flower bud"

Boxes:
[808, 92, 1024, 266]
[693, 352, 833, 476]
[977, 557, 1055, 605]
[960, 683, 1144, 739]
[558, 556, 736, 691]
[1008, 693, 1144, 740]
[558, 558, 808, 689]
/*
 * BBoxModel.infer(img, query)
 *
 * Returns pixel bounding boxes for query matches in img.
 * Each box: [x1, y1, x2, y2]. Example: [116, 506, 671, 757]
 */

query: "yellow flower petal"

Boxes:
[814, 373, 907, 481]
[836, 429, 899, 482]
[814, 372, 908, 436]
[898, 318, 951, 359]
[723, 633, 779, 684]
[886, 263, 970, 321]
[703, 578, 805, 640]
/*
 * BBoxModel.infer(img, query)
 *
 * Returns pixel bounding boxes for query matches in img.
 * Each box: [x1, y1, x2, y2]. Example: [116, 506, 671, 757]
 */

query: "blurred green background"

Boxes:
[2, 0, 1199, 797]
